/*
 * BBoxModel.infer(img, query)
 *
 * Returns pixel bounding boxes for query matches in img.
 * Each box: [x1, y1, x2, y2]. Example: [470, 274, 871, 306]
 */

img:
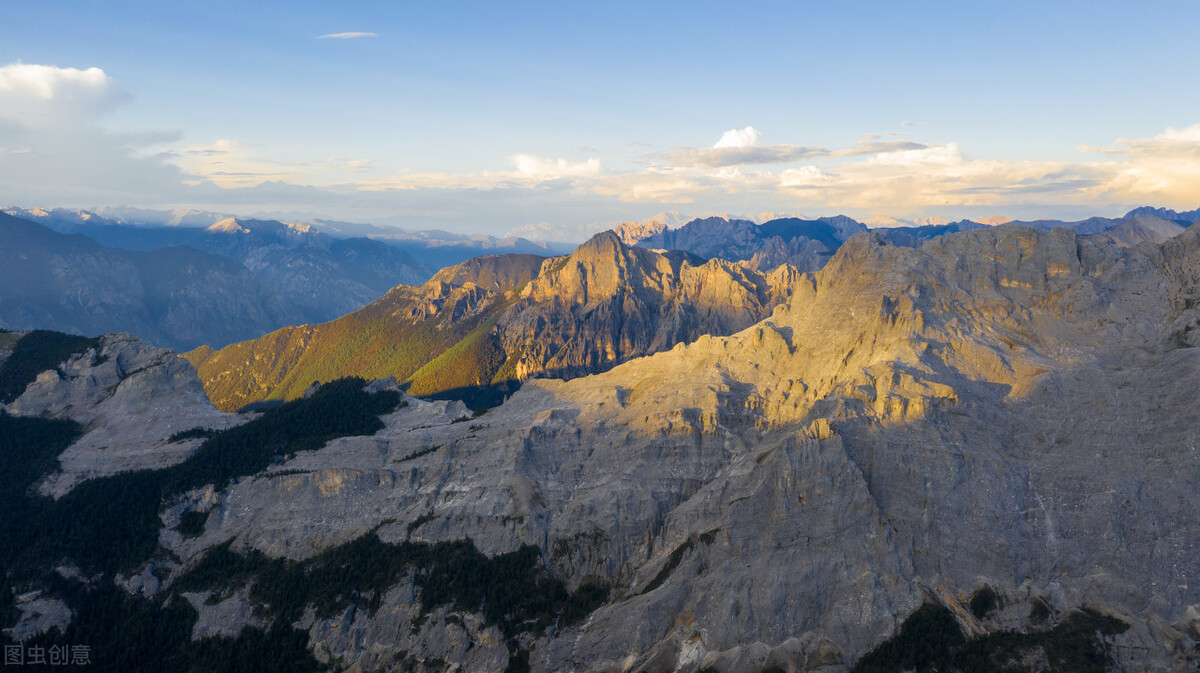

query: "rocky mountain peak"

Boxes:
[1088, 213, 1187, 247]
[1124, 204, 1200, 225]
[206, 217, 313, 239]
[571, 229, 627, 262]
[425, 253, 545, 293]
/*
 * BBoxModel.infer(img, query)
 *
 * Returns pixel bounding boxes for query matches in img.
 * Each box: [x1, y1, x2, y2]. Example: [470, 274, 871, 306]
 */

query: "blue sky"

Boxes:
[2, 1, 1199, 237]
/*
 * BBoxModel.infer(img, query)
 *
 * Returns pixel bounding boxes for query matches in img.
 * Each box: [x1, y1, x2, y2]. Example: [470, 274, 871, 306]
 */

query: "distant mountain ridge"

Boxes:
[623, 215, 867, 272]
[0, 213, 304, 350]
[1124, 205, 1200, 225]
[613, 210, 1197, 275]
[0, 213, 436, 352]
[5, 206, 566, 271]
[1085, 213, 1186, 247]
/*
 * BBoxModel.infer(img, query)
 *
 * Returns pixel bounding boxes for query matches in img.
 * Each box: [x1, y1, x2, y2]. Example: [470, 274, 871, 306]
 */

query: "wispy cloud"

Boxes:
[663, 127, 932, 169]
[317, 32, 378, 39]
[164, 125, 1200, 221]
[666, 144, 828, 168]
[832, 138, 928, 157]
[173, 139, 383, 188]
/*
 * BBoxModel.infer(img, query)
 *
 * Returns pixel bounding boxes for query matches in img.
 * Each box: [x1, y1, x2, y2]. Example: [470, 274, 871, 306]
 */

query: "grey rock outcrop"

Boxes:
[5, 332, 239, 496]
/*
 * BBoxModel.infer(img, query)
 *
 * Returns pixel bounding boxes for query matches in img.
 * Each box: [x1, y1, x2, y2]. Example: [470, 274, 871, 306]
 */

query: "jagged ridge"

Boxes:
[186, 233, 797, 412]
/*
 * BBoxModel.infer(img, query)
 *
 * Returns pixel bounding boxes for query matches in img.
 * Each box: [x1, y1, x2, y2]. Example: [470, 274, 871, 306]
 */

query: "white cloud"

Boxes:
[779, 165, 834, 188]
[863, 142, 964, 167]
[511, 154, 602, 177]
[714, 126, 761, 148]
[0, 63, 193, 204]
[0, 63, 128, 128]
[666, 130, 923, 169]
[776, 141, 1114, 212]
[1157, 125, 1200, 143]
[317, 32, 378, 39]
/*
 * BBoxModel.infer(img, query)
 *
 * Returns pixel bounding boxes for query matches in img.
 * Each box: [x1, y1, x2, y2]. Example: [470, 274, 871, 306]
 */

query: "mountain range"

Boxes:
[0, 213, 307, 351]
[614, 209, 1194, 269]
[181, 211, 1190, 411]
[3, 218, 1200, 671]
[185, 231, 798, 412]
[6, 206, 569, 271]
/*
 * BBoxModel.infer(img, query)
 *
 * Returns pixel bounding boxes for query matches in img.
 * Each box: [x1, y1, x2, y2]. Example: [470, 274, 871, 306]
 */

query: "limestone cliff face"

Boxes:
[3, 333, 237, 496]
[179, 225, 1200, 671]
[1084, 213, 1186, 247]
[12, 225, 1200, 672]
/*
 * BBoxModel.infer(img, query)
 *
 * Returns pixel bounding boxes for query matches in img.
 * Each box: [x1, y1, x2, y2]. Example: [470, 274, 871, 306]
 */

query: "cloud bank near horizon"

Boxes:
[2, 64, 1199, 233]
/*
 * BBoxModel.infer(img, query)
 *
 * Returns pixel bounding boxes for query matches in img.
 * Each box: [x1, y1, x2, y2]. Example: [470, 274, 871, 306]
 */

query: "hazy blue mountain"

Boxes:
[626, 215, 868, 271]
[872, 220, 988, 246]
[5, 206, 562, 279]
[0, 213, 304, 350]
[1124, 205, 1200, 226]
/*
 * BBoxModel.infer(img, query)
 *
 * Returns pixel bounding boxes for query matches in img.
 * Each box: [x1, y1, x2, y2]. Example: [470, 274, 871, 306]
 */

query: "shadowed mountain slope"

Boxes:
[626, 215, 868, 271]
[0, 213, 305, 350]
[3, 209, 432, 326]
[1085, 213, 1186, 247]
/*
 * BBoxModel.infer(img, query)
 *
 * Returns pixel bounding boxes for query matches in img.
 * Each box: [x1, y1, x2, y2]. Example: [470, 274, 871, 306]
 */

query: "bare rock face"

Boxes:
[499, 231, 794, 379]
[15, 224, 1200, 672]
[6, 332, 239, 496]
[1085, 213, 1186, 247]
[613, 218, 671, 246]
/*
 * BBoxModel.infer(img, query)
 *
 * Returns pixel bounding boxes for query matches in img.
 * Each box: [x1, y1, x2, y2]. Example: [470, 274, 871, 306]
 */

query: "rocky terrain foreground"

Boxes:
[3, 224, 1200, 672]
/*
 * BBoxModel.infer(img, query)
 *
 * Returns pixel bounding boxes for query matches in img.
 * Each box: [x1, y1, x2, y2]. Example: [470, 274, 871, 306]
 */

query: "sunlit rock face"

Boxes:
[187, 232, 797, 411]
[500, 231, 796, 380]
[8, 224, 1200, 672]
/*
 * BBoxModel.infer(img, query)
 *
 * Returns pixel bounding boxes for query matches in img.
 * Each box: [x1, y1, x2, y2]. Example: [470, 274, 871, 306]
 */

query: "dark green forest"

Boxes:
[1, 377, 403, 578]
[0, 330, 101, 403]
[850, 601, 1129, 673]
